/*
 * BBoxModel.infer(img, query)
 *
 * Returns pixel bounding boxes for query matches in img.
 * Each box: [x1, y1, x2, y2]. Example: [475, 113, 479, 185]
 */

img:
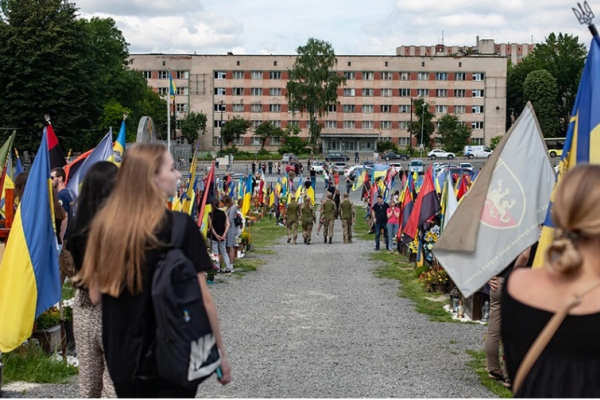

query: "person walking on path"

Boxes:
[323, 170, 329, 190]
[333, 171, 340, 188]
[223, 195, 239, 267]
[321, 192, 337, 244]
[285, 195, 301, 244]
[251, 160, 256, 176]
[208, 198, 234, 273]
[386, 200, 401, 250]
[310, 167, 317, 191]
[355, 151, 359, 163]
[74, 143, 232, 397]
[300, 197, 316, 245]
[371, 194, 390, 251]
[345, 174, 353, 195]
[268, 159, 273, 175]
[339, 193, 355, 244]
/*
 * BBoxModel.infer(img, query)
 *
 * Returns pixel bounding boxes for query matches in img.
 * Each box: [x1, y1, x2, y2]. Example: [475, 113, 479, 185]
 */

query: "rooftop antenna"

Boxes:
[442, 31, 445, 45]
[573, 1, 598, 38]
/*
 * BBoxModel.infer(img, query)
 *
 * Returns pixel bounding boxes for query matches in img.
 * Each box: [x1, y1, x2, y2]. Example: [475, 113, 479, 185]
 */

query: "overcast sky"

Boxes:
[74, 0, 592, 55]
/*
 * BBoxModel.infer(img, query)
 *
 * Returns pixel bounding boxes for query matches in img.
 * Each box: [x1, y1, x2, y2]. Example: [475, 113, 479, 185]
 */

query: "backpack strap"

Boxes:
[170, 212, 187, 249]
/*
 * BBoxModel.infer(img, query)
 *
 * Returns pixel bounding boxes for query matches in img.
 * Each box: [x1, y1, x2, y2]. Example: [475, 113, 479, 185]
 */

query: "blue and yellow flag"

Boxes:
[352, 169, 366, 192]
[182, 144, 199, 215]
[169, 71, 177, 98]
[241, 175, 253, 217]
[112, 120, 127, 167]
[534, 34, 600, 267]
[14, 148, 23, 176]
[0, 130, 60, 352]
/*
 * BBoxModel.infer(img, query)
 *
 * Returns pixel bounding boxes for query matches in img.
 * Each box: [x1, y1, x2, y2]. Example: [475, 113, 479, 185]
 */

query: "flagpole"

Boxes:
[573, 1, 598, 39]
[167, 68, 171, 154]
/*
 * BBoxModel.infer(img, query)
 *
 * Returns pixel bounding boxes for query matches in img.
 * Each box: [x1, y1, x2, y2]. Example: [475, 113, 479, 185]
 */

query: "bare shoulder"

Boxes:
[507, 268, 553, 301]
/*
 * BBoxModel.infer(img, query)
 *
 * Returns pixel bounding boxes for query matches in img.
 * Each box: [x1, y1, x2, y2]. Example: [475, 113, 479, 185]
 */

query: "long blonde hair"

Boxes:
[74, 144, 169, 296]
[546, 164, 600, 274]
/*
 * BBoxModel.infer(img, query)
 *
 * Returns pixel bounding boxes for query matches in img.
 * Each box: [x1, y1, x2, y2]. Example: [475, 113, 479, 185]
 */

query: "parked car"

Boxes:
[428, 149, 455, 160]
[389, 162, 404, 174]
[311, 161, 325, 173]
[409, 159, 424, 174]
[344, 165, 363, 177]
[333, 162, 346, 174]
[282, 153, 299, 164]
[459, 162, 474, 171]
[382, 151, 410, 161]
[325, 152, 349, 162]
[362, 160, 374, 168]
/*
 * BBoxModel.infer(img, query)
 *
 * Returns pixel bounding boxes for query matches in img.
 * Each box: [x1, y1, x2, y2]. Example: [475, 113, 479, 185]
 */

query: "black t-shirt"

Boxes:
[372, 202, 390, 224]
[310, 169, 316, 178]
[102, 211, 211, 384]
[207, 208, 227, 241]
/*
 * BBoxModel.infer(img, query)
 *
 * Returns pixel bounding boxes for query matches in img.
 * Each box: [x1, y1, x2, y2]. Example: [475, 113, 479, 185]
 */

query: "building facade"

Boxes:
[130, 53, 507, 153]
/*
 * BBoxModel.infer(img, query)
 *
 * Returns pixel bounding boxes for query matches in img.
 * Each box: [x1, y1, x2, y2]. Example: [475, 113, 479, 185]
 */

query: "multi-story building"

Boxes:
[130, 53, 506, 153]
[397, 37, 536, 65]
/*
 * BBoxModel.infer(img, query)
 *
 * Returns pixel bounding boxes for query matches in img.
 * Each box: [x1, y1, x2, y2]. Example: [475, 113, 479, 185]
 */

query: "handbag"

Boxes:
[59, 245, 77, 278]
[513, 280, 600, 394]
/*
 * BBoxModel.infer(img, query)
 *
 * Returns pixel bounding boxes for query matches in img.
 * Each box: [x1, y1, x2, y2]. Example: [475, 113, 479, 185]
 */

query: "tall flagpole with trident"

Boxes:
[573, 1, 598, 38]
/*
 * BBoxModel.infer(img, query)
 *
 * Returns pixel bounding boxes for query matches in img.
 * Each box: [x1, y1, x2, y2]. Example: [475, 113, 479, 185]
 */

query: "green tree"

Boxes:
[179, 111, 207, 145]
[437, 114, 472, 153]
[137, 87, 167, 141]
[220, 117, 251, 148]
[523, 69, 559, 137]
[253, 122, 285, 151]
[408, 99, 435, 151]
[506, 57, 538, 129]
[489, 135, 503, 150]
[286, 38, 345, 150]
[279, 136, 311, 155]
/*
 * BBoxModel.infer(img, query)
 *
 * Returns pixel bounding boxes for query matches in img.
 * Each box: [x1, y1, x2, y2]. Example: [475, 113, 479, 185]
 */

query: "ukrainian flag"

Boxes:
[241, 174, 253, 217]
[169, 71, 177, 98]
[352, 169, 366, 191]
[14, 148, 23, 176]
[534, 34, 600, 267]
[182, 143, 199, 215]
[0, 130, 60, 352]
[113, 120, 127, 167]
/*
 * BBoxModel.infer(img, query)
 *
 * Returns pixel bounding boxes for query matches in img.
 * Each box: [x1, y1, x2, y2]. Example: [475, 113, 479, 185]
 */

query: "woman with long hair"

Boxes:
[502, 165, 600, 397]
[222, 195, 238, 267]
[13, 172, 28, 206]
[67, 161, 119, 398]
[74, 144, 231, 398]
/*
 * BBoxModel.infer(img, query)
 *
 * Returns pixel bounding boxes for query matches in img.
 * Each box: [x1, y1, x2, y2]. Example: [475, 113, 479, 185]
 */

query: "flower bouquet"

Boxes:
[207, 253, 220, 282]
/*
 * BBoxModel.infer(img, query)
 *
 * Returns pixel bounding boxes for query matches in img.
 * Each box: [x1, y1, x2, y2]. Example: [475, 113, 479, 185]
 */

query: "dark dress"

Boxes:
[501, 272, 600, 398]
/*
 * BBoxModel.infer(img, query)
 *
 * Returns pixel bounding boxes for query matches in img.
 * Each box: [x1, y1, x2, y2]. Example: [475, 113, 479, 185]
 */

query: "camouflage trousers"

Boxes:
[287, 221, 299, 242]
[341, 219, 353, 243]
[323, 218, 335, 239]
[302, 222, 314, 243]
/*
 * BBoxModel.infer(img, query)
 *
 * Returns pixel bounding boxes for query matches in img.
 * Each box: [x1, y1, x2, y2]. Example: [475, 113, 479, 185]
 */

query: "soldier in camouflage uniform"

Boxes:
[321, 192, 337, 244]
[300, 197, 316, 245]
[285, 195, 301, 244]
[339, 193, 356, 244]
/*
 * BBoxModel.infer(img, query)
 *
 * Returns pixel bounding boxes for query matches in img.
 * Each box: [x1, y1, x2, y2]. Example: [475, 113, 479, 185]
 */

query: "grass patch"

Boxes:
[371, 251, 453, 323]
[245, 216, 287, 250]
[353, 206, 372, 240]
[466, 349, 513, 398]
[2, 344, 78, 384]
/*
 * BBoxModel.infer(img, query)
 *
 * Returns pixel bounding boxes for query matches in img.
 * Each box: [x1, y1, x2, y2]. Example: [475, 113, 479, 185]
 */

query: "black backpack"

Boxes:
[151, 212, 221, 389]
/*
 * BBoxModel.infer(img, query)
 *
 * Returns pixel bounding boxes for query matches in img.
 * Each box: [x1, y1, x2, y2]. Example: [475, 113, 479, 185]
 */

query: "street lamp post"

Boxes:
[409, 97, 413, 149]
[219, 100, 224, 152]
[420, 102, 426, 158]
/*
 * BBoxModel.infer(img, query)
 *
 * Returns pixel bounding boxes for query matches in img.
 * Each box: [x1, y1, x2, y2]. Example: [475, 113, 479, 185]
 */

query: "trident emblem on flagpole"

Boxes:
[573, 1, 599, 38]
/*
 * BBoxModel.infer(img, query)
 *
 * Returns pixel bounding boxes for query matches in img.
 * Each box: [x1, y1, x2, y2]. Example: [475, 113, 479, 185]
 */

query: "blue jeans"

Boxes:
[324, 179, 329, 189]
[375, 223, 389, 250]
[387, 223, 399, 242]
[211, 239, 232, 271]
[311, 176, 316, 191]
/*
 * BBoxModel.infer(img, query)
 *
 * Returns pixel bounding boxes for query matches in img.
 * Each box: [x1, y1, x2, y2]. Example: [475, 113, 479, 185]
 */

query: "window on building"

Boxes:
[158, 87, 169, 95]
[417, 72, 428, 80]
[380, 121, 392, 129]
[270, 71, 281, 79]
[176, 71, 189, 79]
[472, 121, 484, 130]
[325, 121, 337, 129]
[436, 72, 448, 81]
[233, 87, 244, 96]
[344, 72, 355, 80]
[417, 89, 429, 97]
[271, 120, 281, 128]
[273, 61, 278, 66]
[473, 89, 485, 98]
[381, 72, 393, 80]
[214, 120, 225, 128]
[142, 71, 152, 79]
[455, 72, 465, 81]
[251, 103, 262, 112]
[327, 104, 337, 112]
[176, 103, 189, 112]
[454, 105, 466, 114]
[363, 72, 374, 80]
[270, 137, 281, 145]
[362, 105, 374, 113]
[288, 120, 299, 127]
[249, 88, 260, 96]
[214, 88, 226, 95]
[362, 88, 374, 97]
[472, 105, 484, 114]
[454, 89, 466, 97]
[214, 103, 226, 112]
[343, 105, 356, 113]
[400, 88, 410, 97]
[399, 105, 410, 113]
[214, 71, 226, 79]
[343, 88, 355, 97]
[269, 104, 281, 112]
[251, 137, 261, 145]
[251, 120, 262, 128]
[436, 89, 447, 97]
[269, 88, 282, 96]
[213, 136, 222, 146]
[400, 72, 410, 81]
[398, 121, 409, 130]
[158, 71, 169, 79]
[343, 121, 356, 129]
[435, 105, 447, 113]
[381, 89, 393, 97]
[176, 87, 189, 95]
[471, 138, 484, 145]
[399, 137, 409, 146]
[232, 104, 244, 112]
[233, 71, 244, 79]
[381, 105, 392, 113]
[473, 73, 485, 81]
[362, 121, 374, 129]
[251, 71, 262, 79]
[517, 54, 523, 60]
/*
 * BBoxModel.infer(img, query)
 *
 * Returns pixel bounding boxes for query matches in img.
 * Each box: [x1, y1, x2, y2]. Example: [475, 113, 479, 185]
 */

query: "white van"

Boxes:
[464, 145, 493, 159]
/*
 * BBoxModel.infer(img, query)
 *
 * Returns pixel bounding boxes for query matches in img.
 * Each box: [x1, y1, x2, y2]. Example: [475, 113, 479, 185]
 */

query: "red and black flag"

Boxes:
[402, 167, 440, 244]
[45, 124, 66, 170]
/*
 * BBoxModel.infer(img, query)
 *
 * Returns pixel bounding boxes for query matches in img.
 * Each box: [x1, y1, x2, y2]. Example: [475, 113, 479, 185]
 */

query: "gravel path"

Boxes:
[2, 220, 493, 398]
